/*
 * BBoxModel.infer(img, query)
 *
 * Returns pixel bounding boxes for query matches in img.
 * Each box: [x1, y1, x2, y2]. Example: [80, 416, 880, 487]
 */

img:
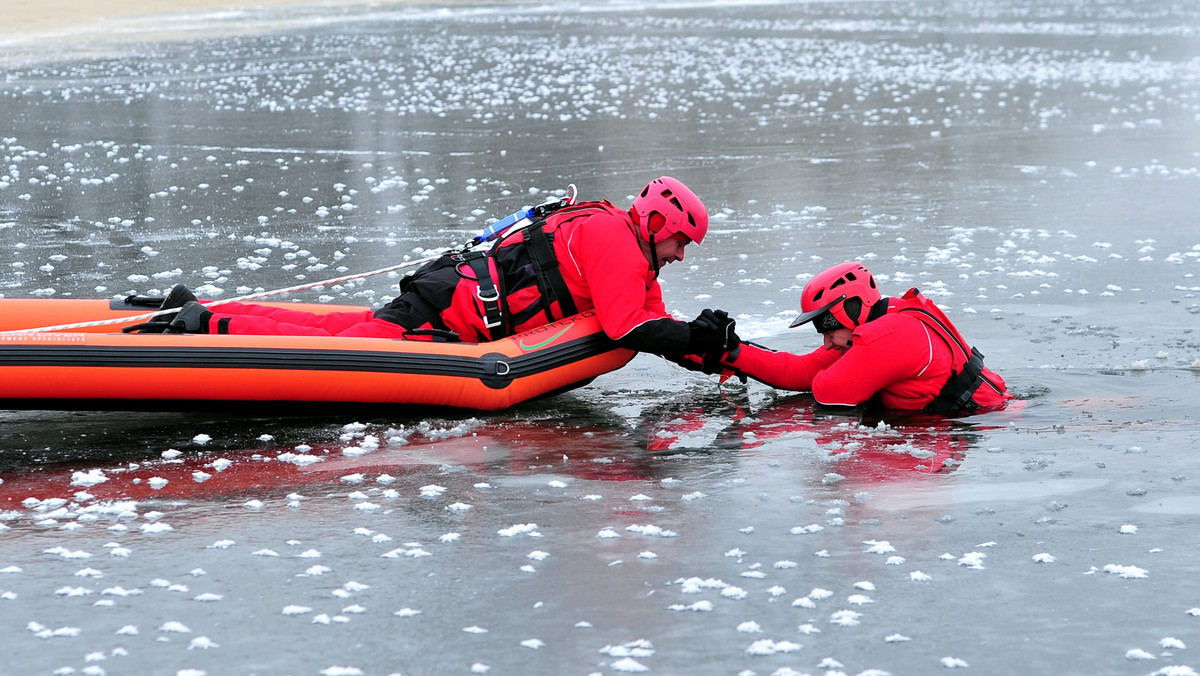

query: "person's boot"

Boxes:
[148, 284, 198, 325]
[165, 301, 213, 334]
[160, 284, 197, 312]
[123, 285, 199, 333]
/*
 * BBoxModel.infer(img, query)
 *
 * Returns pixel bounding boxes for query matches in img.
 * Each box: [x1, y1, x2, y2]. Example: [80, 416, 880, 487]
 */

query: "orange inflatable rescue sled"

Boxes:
[0, 297, 634, 411]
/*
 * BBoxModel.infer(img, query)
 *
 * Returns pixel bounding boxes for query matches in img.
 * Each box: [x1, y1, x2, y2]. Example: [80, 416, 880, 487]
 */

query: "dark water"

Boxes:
[2, 0, 1200, 674]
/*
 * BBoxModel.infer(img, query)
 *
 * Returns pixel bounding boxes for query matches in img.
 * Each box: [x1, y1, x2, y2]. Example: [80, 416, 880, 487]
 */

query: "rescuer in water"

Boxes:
[720, 262, 1012, 414]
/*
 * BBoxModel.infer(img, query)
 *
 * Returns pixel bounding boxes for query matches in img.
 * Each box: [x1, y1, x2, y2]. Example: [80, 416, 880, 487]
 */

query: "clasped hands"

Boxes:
[686, 308, 741, 374]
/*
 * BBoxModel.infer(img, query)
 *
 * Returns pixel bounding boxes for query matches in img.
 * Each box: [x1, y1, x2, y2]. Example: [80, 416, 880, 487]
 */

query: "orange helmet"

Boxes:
[790, 262, 881, 331]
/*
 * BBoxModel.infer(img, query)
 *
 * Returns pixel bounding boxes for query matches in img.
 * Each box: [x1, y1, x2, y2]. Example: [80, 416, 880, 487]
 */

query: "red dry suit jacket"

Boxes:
[728, 290, 1011, 412]
[445, 200, 691, 353]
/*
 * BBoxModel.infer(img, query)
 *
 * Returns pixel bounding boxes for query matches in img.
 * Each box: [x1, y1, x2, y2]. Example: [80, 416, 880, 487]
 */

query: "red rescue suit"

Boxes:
[195, 201, 693, 356]
[727, 289, 1011, 413]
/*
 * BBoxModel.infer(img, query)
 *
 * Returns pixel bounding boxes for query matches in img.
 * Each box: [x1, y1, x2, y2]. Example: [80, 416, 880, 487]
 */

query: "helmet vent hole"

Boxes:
[830, 278, 846, 290]
[812, 289, 824, 302]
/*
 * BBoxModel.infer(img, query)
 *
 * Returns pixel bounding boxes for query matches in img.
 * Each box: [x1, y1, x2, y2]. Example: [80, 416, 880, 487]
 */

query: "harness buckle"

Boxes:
[476, 286, 502, 328]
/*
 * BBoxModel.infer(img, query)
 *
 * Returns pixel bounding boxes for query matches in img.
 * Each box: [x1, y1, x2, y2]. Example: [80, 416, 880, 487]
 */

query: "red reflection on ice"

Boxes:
[0, 419, 662, 507]
[642, 395, 1013, 483]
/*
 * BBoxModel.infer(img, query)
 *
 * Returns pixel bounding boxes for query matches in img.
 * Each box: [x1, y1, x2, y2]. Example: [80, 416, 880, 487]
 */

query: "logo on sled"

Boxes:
[514, 310, 595, 351]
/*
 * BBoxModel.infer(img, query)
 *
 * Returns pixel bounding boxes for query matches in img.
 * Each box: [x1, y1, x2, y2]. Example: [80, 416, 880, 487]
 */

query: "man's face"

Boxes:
[823, 327, 854, 352]
[652, 234, 690, 268]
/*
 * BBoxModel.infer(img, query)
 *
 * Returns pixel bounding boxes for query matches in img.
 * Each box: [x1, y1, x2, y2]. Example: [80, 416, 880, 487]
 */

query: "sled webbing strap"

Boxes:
[523, 223, 577, 324]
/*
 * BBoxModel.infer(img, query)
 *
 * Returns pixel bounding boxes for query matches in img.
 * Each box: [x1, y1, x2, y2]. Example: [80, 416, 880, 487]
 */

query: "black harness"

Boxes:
[458, 250, 504, 335]
[521, 219, 578, 323]
[382, 201, 585, 342]
[897, 305, 991, 414]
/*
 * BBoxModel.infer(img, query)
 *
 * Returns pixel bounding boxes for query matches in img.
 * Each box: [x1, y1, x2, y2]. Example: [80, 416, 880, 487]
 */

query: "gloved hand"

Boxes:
[686, 308, 742, 376]
[687, 308, 741, 356]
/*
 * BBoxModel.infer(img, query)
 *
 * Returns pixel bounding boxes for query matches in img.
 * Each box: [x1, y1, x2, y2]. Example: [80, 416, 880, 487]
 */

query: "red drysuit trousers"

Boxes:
[206, 302, 411, 338]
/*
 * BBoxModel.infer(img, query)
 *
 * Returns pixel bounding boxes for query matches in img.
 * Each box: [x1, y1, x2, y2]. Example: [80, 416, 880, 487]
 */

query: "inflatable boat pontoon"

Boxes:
[0, 298, 634, 411]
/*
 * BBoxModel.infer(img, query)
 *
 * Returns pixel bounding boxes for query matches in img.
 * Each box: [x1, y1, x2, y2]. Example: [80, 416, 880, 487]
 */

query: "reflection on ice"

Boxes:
[868, 478, 1110, 512]
[1131, 496, 1200, 515]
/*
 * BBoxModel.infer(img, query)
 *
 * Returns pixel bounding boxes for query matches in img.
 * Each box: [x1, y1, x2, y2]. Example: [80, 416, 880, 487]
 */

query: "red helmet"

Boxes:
[790, 262, 881, 331]
[631, 176, 708, 245]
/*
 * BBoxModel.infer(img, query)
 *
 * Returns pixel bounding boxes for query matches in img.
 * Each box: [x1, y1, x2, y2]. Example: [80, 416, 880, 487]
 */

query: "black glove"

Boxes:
[687, 309, 741, 355]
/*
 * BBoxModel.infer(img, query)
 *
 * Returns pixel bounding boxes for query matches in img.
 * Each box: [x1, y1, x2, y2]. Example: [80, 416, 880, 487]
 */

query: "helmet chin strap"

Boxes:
[648, 231, 661, 279]
[633, 207, 663, 279]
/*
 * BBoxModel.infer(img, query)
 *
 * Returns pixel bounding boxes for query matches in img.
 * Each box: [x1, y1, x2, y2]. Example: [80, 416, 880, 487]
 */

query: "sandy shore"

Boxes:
[1, 0, 469, 45]
[3, 0, 307, 36]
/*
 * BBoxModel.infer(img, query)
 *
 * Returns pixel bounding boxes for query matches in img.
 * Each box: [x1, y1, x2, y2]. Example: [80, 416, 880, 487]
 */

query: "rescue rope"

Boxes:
[0, 250, 449, 334]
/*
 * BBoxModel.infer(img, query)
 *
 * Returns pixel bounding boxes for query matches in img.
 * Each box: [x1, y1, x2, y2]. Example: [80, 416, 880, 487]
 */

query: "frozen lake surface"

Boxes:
[2, 0, 1199, 674]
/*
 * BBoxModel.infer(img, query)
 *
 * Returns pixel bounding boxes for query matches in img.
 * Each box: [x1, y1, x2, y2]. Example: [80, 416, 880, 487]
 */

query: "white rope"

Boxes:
[1, 249, 451, 334]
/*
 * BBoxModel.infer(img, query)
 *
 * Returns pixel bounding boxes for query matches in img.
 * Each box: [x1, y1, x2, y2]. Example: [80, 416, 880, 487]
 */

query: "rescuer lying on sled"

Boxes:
[128, 176, 741, 368]
[718, 262, 1013, 414]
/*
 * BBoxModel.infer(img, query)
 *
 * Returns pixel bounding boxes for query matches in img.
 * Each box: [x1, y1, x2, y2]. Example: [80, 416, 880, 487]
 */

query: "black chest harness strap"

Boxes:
[451, 218, 578, 341]
[389, 201, 586, 342]
[522, 222, 578, 324]
[898, 306, 988, 413]
[456, 252, 504, 341]
[926, 343, 987, 413]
